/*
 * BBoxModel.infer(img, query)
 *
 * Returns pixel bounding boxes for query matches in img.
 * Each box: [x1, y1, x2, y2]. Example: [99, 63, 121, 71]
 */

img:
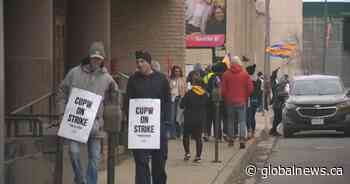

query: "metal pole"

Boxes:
[213, 101, 221, 163]
[54, 138, 63, 184]
[211, 47, 221, 163]
[263, 0, 271, 115]
[0, 0, 4, 183]
[322, 0, 328, 74]
[264, 0, 271, 76]
[107, 133, 117, 184]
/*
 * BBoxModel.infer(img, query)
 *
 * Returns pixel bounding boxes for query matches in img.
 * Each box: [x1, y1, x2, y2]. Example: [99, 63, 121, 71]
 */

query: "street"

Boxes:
[230, 131, 350, 184]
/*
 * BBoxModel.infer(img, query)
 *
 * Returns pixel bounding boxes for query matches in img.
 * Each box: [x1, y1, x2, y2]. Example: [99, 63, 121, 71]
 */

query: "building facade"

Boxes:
[1, 0, 185, 183]
[303, 1, 350, 87]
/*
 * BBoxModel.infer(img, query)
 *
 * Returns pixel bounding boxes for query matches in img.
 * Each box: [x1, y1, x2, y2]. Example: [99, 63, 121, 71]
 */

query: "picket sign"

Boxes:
[58, 88, 102, 143]
[128, 99, 161, 149]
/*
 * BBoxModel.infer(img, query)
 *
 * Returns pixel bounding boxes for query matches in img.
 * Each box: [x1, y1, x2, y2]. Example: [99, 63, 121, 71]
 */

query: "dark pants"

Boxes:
[264, 93, 270, 110]
[183, 125, 203, 157]
[272, 106, 282, 132]
[247, 106, 257, 131]
[204, 103, 215, 137]
[214, 102, 225, 139]
[133, 131, 168, 184]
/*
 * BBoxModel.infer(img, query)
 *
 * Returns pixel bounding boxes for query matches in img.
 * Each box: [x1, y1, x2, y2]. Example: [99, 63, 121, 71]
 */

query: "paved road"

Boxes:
[230, 131, 350, 184]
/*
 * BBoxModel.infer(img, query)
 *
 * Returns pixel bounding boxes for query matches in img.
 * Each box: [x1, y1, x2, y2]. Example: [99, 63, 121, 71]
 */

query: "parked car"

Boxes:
[282, 75, 350, 137]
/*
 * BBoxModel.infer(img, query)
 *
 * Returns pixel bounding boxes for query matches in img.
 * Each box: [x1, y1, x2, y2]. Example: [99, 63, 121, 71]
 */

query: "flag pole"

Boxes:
[322, 0, 328, 74]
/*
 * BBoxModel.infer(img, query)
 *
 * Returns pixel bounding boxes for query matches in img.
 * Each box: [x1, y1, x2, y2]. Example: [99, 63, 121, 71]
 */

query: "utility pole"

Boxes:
[0, 0, 4, 182]
[264, 0, 271, 78]
[322, 0, 328, 74]
[262, 0, 271, 116]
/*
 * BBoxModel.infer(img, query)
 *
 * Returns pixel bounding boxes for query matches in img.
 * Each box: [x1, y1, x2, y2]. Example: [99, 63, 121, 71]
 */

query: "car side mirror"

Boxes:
[347, 90, 350, 97]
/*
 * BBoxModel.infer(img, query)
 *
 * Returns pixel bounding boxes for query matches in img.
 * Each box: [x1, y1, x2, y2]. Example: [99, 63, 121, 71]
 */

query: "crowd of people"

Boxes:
[57, 41, 290, 184]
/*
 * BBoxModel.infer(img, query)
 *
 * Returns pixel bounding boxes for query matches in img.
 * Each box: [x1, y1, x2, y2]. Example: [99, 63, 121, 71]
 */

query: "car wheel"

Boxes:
[283, 126, 294, 138]
[344, 128, 350, 137]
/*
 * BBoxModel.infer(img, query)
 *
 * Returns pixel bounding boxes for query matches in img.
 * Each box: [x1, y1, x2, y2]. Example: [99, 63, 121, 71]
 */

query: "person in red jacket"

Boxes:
[221, 56, 253, 149]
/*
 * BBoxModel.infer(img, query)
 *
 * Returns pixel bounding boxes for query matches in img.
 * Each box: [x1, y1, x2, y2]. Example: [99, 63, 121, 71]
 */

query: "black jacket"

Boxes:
[125, 71, 171, 123]
[180, 89, 209, 125]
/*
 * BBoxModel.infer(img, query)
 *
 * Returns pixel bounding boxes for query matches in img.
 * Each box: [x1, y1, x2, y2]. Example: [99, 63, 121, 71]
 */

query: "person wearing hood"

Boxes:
[221, 56, 253, 149]
[180, 71, 209, 163]
[57, 41, 121, 184]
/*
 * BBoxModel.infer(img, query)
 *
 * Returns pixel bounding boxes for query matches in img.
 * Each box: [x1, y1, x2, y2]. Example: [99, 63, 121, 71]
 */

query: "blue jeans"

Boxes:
[226, 104, 247, 139]
[168, 98, 180, 138]
[247, 106, 257, 131]
[69, 139, 101, 184]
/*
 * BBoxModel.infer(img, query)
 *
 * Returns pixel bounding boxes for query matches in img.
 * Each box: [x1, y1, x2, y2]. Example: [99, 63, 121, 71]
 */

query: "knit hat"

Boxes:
[135, 50, 152, 64]
[89, 41, 106, 60]
[231, 56, 243, 66]
[245, 64, 256, 75]
[212, 62, 227, 74]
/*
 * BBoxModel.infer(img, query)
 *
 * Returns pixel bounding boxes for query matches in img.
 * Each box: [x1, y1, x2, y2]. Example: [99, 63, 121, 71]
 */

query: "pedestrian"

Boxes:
[246, 65, 259, 139]
[169, 65, 187, 139]
[205, 62, 227, 141]
[180, 71, 209, 163]
[57, 41, 121, 184]
[221, 56, 253, 149]
[125, 50, 171, 184]
[270, 67, 280, 105]
[256, 72, 264, 112]
[263, 74, 271, 111]
[270, 74, 290, 136]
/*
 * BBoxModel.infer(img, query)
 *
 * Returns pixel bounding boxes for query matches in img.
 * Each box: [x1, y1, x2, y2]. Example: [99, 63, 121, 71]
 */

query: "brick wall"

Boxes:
[111, 0, 185, 78]
[185, 48, 212, 66]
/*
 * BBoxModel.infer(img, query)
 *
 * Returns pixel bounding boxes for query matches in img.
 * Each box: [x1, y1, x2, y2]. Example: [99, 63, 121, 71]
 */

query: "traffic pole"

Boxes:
[322, 0, 328, 74]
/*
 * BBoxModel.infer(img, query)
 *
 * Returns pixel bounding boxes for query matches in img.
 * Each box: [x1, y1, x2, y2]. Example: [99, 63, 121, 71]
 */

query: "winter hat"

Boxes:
[245, 64, 256, 75]
[230, 56, 243, 66]
[89, 41, 106, 60]
[135, 50, 152, 64]
[212, 62, 227, 74]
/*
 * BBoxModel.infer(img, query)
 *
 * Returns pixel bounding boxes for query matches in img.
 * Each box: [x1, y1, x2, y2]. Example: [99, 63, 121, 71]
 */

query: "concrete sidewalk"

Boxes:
[98, 112, 270, 184]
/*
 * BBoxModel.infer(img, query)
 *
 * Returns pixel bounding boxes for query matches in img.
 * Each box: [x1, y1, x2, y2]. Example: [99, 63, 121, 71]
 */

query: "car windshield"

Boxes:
[291, 78, 344, 95]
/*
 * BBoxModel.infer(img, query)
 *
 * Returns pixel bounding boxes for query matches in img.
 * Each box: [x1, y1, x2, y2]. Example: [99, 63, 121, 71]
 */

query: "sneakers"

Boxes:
[184, 153, 191, 161]
[193, 157, 201, 163]
[247, 129, 252, 140]
[228, 139, 234, 147]
[223, 134, 229, 142]
[251, 130, 255, 138]
[203, 135, 209, 142]
[240, 142, 246, 149]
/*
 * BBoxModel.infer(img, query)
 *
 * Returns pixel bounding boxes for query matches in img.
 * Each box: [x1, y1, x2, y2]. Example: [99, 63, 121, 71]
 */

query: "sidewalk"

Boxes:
[98, 112, 270, 184]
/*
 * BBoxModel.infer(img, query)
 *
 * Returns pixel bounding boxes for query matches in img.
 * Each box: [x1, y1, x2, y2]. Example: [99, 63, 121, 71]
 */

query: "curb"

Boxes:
[210, 114, 270, 184]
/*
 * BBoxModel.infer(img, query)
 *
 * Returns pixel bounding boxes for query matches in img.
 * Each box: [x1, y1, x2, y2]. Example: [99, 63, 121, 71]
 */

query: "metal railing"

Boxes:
[5, 92, 63, 184]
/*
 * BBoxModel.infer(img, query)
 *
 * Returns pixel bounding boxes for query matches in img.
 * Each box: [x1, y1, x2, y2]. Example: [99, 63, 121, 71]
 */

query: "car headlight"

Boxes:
[337, 100, 350, 109]
[285, 103, 297, 109]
